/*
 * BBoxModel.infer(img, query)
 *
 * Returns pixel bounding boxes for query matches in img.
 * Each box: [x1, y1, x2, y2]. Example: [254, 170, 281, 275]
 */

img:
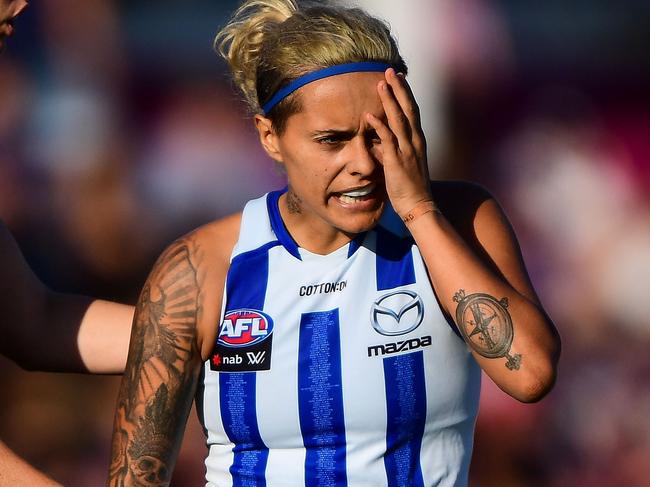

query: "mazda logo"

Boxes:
[370, 290, 424, 336]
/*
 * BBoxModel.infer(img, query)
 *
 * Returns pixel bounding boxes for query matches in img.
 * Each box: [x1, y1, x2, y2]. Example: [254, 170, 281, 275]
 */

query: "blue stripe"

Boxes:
[298, 309, 348, 487]
[376, 225, 425, 485]
[220, 242, 276, 485]
[226, 241, 280, 309]
[375, 227, 416, 291]
[347, 232, 366, 258]
[263, 62, 392, 114]
[220, 373, 268, 486]
[383, 351, 427, 487]
[266, 189, 302, 260]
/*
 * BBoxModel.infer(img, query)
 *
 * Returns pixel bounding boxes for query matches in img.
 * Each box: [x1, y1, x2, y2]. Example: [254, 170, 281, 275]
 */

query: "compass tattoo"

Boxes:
[453, 289, 522, 370]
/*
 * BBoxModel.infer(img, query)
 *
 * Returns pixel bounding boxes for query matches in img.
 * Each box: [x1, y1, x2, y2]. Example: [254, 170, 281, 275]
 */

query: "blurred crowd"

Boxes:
[1, 1, 649, 485]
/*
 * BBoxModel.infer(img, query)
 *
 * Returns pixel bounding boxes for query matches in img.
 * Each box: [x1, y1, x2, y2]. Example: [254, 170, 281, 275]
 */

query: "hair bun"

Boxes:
[215, 0, 298, 113]
[216, 0, 407, 134]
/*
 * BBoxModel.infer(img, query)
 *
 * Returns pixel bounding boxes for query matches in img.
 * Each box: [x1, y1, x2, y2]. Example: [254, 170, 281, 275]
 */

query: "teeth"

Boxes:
[339, 195, 359, 204]
[341, 183, 376, 198]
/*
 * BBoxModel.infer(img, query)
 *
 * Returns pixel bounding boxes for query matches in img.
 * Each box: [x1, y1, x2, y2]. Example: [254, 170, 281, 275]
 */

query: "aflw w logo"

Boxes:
[246, 351, 266, 365]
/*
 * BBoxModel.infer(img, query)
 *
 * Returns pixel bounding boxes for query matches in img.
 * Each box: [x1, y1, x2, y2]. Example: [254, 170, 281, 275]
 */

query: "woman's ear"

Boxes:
[254, 115, 283, 163]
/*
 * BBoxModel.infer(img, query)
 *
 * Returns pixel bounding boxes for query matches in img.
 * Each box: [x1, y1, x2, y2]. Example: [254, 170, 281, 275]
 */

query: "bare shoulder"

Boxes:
[430, 179, 513, 249]
[430, 180, 494, 242]
[181, 212, 243, 359]
[190, 212, 242, 258]
[430, 180, 492, 217]
[431, 179, 539, 303]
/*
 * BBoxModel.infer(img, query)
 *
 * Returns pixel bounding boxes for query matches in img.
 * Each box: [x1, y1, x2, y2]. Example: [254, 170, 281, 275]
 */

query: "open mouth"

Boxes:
[334, 183, 377, 204]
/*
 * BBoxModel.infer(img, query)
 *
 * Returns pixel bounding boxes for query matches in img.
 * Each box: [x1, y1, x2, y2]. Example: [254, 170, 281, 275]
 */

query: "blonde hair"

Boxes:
[215, 0, 407, 132]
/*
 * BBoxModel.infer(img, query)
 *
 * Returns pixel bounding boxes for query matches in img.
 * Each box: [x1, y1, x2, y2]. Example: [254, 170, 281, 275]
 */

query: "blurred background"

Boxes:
[1, 0, 649, 485]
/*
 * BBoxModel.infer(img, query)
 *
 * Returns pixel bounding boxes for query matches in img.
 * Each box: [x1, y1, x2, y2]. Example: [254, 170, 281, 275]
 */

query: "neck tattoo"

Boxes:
[286, 189, 302, 214]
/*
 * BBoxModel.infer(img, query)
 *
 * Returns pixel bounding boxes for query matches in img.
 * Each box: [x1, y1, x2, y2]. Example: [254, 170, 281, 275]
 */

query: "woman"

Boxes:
[107, 1, 560, 485]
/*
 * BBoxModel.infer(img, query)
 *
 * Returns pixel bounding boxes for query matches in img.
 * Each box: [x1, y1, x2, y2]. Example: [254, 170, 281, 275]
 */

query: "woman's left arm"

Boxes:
[367, 68, 560, 403]
[408, 192, 560, 402]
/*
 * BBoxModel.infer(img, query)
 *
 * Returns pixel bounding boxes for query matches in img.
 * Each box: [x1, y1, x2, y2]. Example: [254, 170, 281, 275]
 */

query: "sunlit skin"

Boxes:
[254, 68, 432, 255]
[0, 0, 28, 52]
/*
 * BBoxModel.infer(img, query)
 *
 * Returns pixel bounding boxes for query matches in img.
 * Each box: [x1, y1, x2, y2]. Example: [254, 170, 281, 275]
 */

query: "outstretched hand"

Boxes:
[366, 68, 432, 218]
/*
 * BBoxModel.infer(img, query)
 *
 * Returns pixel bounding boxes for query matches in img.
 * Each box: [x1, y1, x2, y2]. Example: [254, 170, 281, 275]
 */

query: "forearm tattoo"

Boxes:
[453, 289, 522, 370]
[108, 240, 202, 486]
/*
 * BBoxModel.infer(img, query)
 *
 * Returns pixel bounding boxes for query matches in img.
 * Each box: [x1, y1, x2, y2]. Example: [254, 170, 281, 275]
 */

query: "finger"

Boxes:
[385, 68, 422, 133]
[385, 69, 427, 159]
[365, 112, 398, 165]
[377, 79, 414, 158]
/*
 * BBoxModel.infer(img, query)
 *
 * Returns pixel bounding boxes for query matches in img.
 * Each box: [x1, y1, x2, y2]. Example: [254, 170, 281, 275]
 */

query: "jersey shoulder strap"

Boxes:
[231, 192, 275, 259]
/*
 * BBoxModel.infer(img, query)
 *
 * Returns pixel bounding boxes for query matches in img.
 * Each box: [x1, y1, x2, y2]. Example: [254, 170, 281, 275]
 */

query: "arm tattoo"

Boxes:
[108, 240, 203, 486]
[453, 289, 522, 371]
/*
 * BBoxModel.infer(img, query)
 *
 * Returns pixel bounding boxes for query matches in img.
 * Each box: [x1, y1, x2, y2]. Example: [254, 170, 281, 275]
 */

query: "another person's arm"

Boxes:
[0, 440, 62, 487]
[0, 220, 133, 373]
[77, 299, 133, 374]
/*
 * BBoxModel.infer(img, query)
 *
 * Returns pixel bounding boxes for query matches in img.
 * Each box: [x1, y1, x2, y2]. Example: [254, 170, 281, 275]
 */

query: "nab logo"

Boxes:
[211, 309, 274, 372]
[218, 309, 274, 348]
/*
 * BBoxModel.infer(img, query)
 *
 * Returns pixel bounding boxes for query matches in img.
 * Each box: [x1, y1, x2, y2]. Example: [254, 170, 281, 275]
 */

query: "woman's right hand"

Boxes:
[366, 68, 433, 219]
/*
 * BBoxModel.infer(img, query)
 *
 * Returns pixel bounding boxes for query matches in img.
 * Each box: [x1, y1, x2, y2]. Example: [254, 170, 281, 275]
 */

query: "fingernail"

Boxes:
[397, 72, 405, 79]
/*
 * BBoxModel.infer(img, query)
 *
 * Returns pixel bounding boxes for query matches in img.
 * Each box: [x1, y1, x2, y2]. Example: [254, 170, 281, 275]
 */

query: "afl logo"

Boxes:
[218, 309, 274, 348]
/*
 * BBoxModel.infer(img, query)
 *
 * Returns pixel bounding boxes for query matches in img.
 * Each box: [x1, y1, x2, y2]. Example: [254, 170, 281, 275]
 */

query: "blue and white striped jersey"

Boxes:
[197, 189, 481, 486]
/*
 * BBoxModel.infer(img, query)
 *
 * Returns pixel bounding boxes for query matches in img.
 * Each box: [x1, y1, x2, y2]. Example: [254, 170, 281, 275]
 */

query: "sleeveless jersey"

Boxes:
[197, 189, 481, 487]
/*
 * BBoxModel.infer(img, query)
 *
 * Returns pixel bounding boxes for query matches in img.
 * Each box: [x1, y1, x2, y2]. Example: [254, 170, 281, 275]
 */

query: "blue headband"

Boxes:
[262, 61, 392, 115]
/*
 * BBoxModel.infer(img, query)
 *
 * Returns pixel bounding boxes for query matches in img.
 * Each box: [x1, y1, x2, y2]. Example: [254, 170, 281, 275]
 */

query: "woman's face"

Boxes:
[260, 71, 388, 240]
[0, 0, 27, 51]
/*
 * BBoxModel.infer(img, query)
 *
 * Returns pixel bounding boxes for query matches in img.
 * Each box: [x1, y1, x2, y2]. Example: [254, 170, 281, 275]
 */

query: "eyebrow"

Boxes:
[309, 129, 356, 137]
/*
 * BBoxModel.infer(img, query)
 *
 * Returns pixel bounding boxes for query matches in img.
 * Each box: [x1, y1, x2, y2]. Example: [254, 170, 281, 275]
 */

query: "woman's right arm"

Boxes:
[107, 237, 204, 486]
